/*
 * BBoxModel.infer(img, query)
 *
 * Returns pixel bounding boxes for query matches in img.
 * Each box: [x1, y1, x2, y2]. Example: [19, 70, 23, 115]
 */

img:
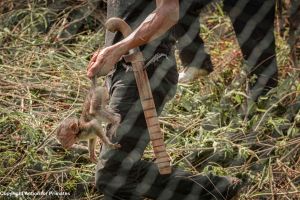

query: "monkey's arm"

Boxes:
[97, 109, 121, 139]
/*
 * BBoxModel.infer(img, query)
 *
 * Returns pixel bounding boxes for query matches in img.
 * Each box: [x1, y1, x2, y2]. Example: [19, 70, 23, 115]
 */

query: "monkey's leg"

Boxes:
[89, 90, 98, 115]
[98, 109, 121, 139]
[88, 138, 98, 163]
[89, 87, 108, 115]
[91, 120, 121, 149]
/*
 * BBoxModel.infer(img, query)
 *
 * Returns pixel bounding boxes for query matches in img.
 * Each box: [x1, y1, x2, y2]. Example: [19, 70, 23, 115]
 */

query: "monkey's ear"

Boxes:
[69, 122, 78, 132]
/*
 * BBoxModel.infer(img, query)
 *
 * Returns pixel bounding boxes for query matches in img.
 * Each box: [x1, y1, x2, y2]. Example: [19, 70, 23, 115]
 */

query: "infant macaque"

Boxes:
[56, 78, 121, 162]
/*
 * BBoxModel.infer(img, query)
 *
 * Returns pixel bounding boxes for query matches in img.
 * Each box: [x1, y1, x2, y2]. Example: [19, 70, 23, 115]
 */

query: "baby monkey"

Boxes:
[56, 78, 121, 162]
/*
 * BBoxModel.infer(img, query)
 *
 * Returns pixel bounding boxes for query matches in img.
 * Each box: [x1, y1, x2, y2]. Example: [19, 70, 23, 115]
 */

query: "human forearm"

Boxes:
[87, 0, 179, 78]
[112, 0, 179, 55]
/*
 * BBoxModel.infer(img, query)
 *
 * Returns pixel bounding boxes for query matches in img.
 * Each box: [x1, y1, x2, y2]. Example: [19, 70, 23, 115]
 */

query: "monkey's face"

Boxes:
[57, 118, 79, 149]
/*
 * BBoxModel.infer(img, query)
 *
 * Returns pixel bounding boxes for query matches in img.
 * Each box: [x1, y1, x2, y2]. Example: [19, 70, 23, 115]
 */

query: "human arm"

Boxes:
[87, 0, 179, 78]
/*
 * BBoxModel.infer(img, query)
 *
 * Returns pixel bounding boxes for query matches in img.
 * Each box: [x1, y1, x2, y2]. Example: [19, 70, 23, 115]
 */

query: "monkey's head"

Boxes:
[56, 117, 80, 149]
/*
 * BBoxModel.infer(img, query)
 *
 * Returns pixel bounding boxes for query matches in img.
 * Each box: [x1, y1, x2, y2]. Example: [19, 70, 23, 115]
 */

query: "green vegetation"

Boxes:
[0, 1, 299, 199]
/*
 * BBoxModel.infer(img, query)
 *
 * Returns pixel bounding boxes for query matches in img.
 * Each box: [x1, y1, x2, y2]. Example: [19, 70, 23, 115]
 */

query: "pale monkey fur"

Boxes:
[56, 79, 121, 162]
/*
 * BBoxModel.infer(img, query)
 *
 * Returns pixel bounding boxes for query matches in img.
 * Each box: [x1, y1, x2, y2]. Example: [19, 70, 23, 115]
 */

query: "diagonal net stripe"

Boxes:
[0, 0, 299, 199]
[94, 0, 281, 199]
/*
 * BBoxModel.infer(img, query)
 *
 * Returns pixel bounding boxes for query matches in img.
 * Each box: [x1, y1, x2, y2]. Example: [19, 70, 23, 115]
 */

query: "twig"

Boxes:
[254, 91, 298, 132]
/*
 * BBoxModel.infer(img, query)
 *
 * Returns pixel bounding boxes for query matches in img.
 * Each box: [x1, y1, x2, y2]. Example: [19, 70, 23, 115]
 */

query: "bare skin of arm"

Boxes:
[87, 0, 179, 78]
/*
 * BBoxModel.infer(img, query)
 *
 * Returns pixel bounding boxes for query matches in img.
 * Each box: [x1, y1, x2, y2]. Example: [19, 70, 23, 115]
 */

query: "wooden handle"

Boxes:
[105, 17, 132, 39]
[105, 17, 172, 174]
[131, 59, 172, 174]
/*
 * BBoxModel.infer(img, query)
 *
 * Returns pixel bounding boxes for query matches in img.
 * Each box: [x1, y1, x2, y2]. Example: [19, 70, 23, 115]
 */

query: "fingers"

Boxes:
[88, 49, 100, 67]
[87, 61, 100, 79]
[112, 143, 121, 149]
[87, 50, 100, 78]
[87, 46, 119, 78]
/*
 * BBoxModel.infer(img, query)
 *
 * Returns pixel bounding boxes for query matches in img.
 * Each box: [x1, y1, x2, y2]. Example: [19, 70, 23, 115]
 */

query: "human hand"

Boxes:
[87, 45, 123, 78]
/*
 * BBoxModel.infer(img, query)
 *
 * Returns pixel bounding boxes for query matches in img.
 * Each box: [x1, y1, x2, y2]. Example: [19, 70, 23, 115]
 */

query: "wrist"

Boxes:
[113, 40, 130, 56]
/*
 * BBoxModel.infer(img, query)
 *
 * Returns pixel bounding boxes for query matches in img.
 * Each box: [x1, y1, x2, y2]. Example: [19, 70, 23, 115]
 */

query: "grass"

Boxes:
[0, 1, 299, 199]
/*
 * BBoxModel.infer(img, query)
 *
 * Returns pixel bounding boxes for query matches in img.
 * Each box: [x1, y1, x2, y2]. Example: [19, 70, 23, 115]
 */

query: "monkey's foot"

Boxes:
[89, 155, 98, 163]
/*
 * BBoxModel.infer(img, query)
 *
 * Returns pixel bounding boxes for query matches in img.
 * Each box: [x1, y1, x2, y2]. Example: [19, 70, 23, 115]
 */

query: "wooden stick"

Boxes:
[105, 17, 172, 174]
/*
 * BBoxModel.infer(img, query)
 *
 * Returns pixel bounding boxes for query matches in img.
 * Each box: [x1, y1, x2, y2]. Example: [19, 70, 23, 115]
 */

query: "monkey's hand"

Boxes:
[111, 143, 121, 149]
